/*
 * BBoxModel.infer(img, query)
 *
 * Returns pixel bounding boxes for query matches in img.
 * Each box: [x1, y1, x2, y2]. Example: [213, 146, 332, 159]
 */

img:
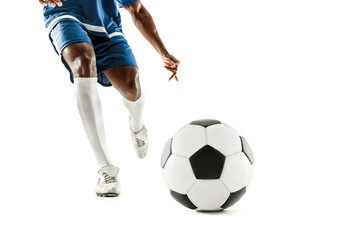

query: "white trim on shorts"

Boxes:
[46, 14, 124, 38]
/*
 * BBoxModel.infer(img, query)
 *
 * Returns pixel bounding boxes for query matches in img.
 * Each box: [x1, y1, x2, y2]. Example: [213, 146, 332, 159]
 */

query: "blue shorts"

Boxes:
[49, 20, 138, 87]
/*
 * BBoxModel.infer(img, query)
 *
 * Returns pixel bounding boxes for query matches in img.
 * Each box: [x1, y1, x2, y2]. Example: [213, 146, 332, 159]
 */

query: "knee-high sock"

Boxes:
[122, 93, 145, 133]
[74, 77, 112, 169]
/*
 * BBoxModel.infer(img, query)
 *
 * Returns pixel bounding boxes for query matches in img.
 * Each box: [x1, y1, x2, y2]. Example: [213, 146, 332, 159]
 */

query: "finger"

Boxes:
[53, 0, 63, 6]
[169, 73, 179, 82]
[164, 58, 180, 68]
[169, 72, 176, 81]
[164, 66, 177, 72]
[172, 60, 180, 68]
[39, 0, 47, 6]
[45, 0, 56, 7]
[46, 0, 62, 7]
[172, 59, 180, 67]
[163, 61, 175, 69]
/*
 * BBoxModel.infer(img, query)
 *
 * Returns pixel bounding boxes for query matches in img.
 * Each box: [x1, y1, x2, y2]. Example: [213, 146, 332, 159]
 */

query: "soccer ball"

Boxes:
[161, 119, 254, 211]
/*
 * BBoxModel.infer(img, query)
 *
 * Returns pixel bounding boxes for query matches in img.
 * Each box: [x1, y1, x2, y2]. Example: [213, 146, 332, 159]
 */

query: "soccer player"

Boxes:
[39, 0, 180, 197]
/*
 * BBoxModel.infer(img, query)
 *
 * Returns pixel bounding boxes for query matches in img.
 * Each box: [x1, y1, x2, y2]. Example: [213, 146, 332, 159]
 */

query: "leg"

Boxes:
[103, 65, 141, 101]
[103, 65, 148, 158]
[103, 65, 144, 132]
[62, 42, 113, 169]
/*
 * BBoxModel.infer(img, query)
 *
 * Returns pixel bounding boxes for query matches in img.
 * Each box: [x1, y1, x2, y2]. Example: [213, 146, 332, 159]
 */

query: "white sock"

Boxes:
[122, 93, 145, 133]
[73, 77, 112, 169]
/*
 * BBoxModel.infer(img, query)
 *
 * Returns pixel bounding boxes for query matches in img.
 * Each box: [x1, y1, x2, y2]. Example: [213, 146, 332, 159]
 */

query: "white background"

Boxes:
[1, 0, 359, 239]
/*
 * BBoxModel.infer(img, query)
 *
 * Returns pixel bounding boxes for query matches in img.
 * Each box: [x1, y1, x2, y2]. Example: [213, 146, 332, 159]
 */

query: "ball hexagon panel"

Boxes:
[220, 152, 253, 192]
[163, 155, 196, 194]
[221, 122, 240, 135]
[172, 125, 207, 158]
[187, 180, 230, 211]
[206, 124, 242, 156]
[189, 145, 225, 179]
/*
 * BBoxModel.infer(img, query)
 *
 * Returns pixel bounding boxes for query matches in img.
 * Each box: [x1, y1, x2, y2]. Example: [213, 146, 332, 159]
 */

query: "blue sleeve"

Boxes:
[116, 0, 137, 7]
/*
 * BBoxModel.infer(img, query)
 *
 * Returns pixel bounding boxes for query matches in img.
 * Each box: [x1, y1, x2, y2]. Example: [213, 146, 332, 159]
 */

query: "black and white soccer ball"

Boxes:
[161, 119, 254, 211]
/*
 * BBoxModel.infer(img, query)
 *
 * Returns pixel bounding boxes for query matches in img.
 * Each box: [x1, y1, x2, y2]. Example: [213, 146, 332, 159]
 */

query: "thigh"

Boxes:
[93, 35, 138, 72]
[51, 20, 97, 78]
[50, 20, 93, 56]
[103, 65, 141, 101]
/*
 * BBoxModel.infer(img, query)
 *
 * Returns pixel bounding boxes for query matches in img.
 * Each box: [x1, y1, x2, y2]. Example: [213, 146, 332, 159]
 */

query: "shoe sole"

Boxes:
[137, 152, 147, 158]
[96, 193, 119, 197]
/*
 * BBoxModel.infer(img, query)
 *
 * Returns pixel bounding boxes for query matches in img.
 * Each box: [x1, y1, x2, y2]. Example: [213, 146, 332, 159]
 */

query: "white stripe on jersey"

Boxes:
[46, 14, 124, 38]
[108, 32, 125, 38]
[50, 30, 61, 54]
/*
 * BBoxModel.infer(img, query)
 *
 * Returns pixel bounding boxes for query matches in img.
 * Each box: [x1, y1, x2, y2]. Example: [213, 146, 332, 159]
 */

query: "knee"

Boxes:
[72, 54, 96, 78]
[123, 74, 141, 101]
[62, 43, 97, 78]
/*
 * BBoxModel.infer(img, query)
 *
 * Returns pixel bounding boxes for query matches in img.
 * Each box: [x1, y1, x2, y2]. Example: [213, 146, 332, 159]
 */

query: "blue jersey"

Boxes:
[44, 0, 137, 38]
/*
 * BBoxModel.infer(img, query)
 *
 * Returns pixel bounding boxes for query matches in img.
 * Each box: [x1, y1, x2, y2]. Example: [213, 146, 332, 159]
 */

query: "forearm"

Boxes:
[130, 6, 169, 57]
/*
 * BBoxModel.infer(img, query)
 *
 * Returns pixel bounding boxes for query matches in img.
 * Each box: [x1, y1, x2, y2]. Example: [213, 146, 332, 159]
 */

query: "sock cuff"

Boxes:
[73, 77, 98, 84]
[123, 92, 145, 105]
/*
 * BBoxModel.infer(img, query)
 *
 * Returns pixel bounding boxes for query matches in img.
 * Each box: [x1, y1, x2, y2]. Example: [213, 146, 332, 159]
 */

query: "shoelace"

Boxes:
[101, 172, 116, 184]
[133, 137, 145, 147]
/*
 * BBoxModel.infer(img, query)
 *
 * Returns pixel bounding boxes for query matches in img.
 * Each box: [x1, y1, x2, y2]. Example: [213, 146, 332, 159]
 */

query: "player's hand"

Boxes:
[39, 0, 63, 7]
[162, 54, 180, 81]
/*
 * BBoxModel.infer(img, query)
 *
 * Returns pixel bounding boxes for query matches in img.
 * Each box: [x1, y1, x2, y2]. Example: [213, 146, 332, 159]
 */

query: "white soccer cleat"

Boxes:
[95, 165, 121, 197]
[129, 117, 149, 158]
